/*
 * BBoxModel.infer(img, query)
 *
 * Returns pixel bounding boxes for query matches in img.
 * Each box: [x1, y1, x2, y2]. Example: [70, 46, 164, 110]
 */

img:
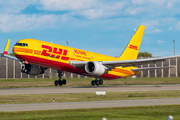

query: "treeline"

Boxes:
[0, 53, 14, 57]
[138, 51, 152, 57]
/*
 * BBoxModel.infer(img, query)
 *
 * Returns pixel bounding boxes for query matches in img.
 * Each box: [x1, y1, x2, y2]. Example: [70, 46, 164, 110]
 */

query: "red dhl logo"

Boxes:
[40, 45, 69, 61]
[129, 44, 138, 50]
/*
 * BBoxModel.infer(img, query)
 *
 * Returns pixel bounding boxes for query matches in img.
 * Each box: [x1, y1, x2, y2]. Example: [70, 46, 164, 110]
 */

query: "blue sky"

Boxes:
[0, 0, 180, 57]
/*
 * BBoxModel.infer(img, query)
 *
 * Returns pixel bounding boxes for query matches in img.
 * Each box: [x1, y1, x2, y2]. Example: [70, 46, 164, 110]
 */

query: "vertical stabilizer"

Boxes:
[118, 25, 145, 60]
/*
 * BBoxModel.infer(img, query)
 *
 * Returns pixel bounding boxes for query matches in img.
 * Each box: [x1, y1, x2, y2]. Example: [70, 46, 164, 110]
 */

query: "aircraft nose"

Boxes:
[13, 45, 18, 55]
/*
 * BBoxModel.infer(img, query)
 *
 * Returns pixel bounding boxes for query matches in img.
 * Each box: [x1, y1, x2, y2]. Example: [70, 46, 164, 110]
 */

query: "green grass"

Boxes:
[0, 105, 180, 120]
[0, 91, 180, 104]
[0, 77, 180, 89]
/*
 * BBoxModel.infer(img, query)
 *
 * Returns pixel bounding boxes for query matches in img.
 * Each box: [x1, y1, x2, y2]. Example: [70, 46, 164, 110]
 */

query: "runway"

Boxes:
[1, 85, 180, 112]
[0, 98, 180, 112]
[0, 85, 180, 95]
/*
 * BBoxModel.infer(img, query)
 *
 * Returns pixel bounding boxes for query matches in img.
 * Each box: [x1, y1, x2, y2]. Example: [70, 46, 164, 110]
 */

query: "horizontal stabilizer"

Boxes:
[3, 39, 20, 61]
[131, 66, 176, 71]
[3, 54, 20, 61]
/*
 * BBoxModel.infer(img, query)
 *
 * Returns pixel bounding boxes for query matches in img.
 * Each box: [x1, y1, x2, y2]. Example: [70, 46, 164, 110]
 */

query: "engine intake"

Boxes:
[85, 61, 108, 76]
[21, 64, 45, 75]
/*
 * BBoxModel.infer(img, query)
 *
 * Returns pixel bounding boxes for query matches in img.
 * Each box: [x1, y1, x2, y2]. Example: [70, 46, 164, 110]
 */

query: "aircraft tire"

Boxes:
[95, 80, 99, 86]
[58, 80, 63, 86]
[91, 80, 95, 86]
[99, 79, 103, 85]
[54, 80, 59, 86]
[62, 79, 66, 85]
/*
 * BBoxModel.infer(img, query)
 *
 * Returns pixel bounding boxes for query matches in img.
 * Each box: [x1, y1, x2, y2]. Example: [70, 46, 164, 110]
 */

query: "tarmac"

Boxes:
[1, 84, 180, 95]
[1, 85, 180, 112]
[0, 98, 180, 112]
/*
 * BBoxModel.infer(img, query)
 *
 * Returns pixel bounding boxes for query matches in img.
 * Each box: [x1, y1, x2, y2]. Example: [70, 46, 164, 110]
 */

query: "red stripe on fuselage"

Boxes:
[15, 54, 121, 80]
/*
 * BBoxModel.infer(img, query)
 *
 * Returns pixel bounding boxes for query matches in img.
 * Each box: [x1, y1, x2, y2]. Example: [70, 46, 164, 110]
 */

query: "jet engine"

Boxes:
[21, 64, 46, 75]
[85, 61, 108, 76]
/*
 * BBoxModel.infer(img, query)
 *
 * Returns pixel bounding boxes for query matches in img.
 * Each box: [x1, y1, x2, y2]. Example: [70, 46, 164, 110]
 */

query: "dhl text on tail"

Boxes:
[3, 25, 178, 86]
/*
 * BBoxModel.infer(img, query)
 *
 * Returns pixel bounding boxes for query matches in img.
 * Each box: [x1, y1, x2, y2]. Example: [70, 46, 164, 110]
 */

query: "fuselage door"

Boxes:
[34, 43, 41, 55]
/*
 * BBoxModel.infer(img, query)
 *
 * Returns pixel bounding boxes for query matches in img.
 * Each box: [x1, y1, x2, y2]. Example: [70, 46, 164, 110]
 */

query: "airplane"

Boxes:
[3, 25, 178, 86]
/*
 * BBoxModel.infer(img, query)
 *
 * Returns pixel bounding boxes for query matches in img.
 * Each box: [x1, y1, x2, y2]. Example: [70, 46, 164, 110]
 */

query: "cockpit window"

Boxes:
[15, 43, 28, 47]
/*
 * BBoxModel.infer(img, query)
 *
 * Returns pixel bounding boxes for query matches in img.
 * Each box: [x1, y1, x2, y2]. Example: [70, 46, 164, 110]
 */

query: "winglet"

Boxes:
[4, 39, 10, 55]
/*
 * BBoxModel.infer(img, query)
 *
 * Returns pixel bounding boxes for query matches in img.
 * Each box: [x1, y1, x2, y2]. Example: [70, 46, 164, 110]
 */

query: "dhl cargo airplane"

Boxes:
[3, 25, 178, 86]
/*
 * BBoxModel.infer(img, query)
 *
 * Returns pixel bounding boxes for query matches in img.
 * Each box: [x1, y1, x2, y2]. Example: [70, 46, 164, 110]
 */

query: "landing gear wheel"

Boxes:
[91, 77, 104, 86]
[99, 79, 103, 85]
[54, 80, 59, 86]
[91, 80, 95, 86]
[62, 79, 66, 85]
[58, 80, 63, 86]
[54, 70, 67, 86]
[95, 80, 99, 86]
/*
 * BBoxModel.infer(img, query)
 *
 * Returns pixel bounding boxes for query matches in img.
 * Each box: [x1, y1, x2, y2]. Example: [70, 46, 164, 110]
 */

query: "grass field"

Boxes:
[0, 77, 180, 89]
[1, 77, 180, 120]
[0, 105, 180, 120]
[0, 91, 180, 104]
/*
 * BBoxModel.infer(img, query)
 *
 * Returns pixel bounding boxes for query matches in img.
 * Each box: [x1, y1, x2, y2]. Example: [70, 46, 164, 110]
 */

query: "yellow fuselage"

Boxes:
[13, 39, 140, 79]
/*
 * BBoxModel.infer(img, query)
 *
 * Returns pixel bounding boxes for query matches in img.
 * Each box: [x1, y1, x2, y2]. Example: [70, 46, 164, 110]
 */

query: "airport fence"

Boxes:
[0, 57, 179, 79]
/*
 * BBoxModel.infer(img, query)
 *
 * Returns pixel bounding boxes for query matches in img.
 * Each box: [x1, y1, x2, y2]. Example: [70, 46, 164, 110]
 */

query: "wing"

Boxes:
[102, 56, 180, 67]
[69, 56, 179, 69]
[3, 39, 20, 61]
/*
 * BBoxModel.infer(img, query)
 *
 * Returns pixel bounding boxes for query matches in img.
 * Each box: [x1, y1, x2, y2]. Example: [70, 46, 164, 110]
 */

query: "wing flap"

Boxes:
[102, 56, 180, 68]
[131, 66, 176, 71]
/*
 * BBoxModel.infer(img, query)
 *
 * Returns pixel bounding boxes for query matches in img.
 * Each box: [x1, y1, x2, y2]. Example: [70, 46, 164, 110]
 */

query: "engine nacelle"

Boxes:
[21, 64, 45, 75]
[85, 61, 108, 76]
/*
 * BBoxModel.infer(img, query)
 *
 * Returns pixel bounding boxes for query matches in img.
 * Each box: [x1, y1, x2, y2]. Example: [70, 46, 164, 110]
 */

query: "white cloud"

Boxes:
[38, 0, 95, 11]
[148, 0, 165, 5]
[38, 0, 126, 12]
[131, 0, 146, 5]
[0, 14, 60, 32]
[0, 0, 180, 32]
[125, 7, 144, 15]
[0, 0, 37, 13]
[147, 29, 163, 34]
[141, 20, 159, 30]
[175, 21, 180, 30]
[158, 40, 165, 44]
[38, 0, 126, 20]
[166, 2, 173, 8]
[73, 9, 118, 20]
[131, 0, 165, 5]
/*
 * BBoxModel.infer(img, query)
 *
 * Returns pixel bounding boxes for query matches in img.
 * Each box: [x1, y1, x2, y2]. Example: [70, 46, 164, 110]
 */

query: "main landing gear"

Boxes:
[54, 70, 66, 86]
[91, 77, 103, 86]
